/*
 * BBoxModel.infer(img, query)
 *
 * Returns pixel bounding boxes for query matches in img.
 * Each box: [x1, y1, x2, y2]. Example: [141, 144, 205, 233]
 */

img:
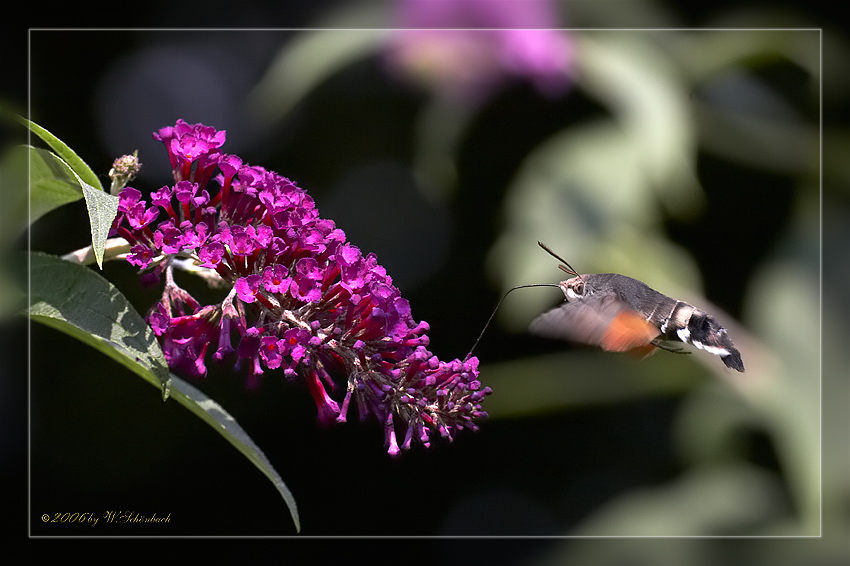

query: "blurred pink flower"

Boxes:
[386, 0, 574, 103]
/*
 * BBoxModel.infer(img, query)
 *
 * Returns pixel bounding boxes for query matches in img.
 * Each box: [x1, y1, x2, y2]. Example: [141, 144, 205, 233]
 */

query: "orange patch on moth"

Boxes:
[600, 310, 660, 353]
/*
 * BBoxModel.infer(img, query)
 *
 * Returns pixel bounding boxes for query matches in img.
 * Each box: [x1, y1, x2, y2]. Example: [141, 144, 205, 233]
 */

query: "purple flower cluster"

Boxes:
[111, 120, 490, 454]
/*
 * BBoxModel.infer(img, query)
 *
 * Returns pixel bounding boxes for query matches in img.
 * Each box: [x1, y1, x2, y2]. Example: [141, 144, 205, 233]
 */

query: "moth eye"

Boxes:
[565, 281, 585, 301]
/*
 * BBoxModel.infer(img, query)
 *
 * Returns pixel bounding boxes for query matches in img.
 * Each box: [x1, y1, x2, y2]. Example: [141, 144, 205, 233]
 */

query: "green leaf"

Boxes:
[24, 252, 300, 531]
[80, 183, 119, 269]
[27, 251, 171, 393]
[1, 145, 84, 238]
[28, 145, 86, 212]
[169, 375, 301, 532]
[12, 113, 102, 191]
[2, 114, 118, 266]
[1, 141, 119, 269]
[18, 142, 120, 269]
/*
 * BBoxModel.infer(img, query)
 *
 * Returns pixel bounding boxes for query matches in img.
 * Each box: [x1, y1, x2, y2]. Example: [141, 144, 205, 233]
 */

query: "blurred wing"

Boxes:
[529, 293, 660, 353]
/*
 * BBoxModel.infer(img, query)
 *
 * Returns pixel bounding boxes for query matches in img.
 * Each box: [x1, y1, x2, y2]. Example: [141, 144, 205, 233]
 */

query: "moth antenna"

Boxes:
[465, 283, 561, 360]
[537, 241, 581, 280]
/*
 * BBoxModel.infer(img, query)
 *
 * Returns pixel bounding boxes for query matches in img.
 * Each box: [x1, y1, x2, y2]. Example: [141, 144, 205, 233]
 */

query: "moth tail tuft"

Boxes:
[686, 312, 745, 372]
[721, 350, 745, 372]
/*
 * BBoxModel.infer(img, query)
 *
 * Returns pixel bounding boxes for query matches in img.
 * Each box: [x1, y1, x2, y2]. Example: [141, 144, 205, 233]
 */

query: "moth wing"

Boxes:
[529, 297, 614, 345]
[529, 292, 659, 353]
[600, 310, 661, 352]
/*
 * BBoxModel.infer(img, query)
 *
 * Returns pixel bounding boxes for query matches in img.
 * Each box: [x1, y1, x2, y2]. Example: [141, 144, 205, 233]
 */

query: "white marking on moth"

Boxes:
[646, 303, 661, 323]
[692, 342, 731, 356]
[659, 301, 677, 333]
[566, 288, 581, 301]
[669, 303, 696, 340]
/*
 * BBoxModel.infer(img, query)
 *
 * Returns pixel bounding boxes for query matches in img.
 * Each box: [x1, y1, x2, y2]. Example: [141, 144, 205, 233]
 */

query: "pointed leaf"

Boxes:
[1, 142, 119, 268]
[26, 145, 85, 223]
[80, 182, 119, 269]
[169, 375, 301, 532]
[27, 251, 171, 392]
[1, 144, 82, 244]
[23, 252, 300, 531]
[12, 113, 102, 191]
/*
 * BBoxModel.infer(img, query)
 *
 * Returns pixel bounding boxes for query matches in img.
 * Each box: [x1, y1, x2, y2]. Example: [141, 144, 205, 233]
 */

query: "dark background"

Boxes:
[3, 1, 847, 564]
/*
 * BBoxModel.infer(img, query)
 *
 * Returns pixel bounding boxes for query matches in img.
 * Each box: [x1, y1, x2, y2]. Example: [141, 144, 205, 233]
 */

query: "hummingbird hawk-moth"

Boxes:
[528, 242, 744, 372]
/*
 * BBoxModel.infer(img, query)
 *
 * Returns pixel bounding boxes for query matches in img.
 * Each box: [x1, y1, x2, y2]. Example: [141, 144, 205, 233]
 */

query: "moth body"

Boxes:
[531, 272, 744, 372]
